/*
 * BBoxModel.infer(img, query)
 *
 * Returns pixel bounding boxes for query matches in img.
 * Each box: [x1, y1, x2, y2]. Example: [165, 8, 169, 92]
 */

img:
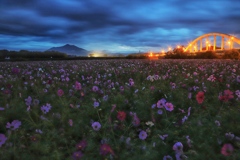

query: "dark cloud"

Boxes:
[0, 0, 240, 52]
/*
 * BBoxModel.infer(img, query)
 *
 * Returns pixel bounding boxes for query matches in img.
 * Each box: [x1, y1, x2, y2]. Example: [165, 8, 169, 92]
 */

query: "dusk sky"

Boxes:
[1, 0, 240, 54]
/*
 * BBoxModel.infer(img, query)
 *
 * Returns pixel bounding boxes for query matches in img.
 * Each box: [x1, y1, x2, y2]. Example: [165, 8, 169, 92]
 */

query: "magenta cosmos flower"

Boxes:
[165, 102, 174, 111]
[6, 120, 21, 130]
[92, 122, 101, 131]
[76, 140, 87, 151]
[75, 81, 82, 90]
[100, 143, 114, 155]
[57, 89, 64, 96]
[139, 130, 148, 140]
[221, 143, 234, 156]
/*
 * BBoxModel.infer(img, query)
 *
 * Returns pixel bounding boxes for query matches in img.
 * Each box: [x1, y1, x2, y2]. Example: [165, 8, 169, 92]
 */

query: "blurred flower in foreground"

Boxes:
[0, 134, 7, 147]
[221, 143, 234, 156]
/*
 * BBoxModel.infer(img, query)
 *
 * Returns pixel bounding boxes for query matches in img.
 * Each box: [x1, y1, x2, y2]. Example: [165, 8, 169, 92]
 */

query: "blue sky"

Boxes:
[1, 0, 240, 53]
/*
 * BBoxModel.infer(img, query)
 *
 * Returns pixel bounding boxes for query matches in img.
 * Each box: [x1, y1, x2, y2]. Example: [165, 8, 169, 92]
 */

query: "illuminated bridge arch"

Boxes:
[184, 32, 240, 52]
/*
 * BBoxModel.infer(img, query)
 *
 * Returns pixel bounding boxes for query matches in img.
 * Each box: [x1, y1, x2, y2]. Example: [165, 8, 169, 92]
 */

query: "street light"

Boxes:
[228, 41, 231, 49]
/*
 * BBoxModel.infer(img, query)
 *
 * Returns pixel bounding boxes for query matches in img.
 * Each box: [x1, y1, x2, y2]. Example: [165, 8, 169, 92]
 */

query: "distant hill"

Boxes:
[47, 44, 89, 56]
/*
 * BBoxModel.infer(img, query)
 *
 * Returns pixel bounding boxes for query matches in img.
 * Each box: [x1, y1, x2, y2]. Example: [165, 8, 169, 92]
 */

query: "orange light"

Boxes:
[149, 52, 153, 57]
[168, 47, 171, 51]
[177, 45, 180, 48]
[228, 41, 231, 44]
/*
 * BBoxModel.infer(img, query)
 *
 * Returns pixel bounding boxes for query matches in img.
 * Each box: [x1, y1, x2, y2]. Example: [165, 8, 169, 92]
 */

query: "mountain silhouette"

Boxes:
[47, 44, 89, 56]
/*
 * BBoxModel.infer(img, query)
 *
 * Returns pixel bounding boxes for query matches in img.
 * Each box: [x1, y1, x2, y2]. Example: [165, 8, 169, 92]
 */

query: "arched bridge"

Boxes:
[184, 32, 240, 52]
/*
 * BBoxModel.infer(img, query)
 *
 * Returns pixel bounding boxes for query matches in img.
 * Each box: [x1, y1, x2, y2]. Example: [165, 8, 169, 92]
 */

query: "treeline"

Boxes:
[0, 50, 67, 60]
[126, 53, 149, 59]
[165, 49, 240, 59]
[126, 49, 240, 60]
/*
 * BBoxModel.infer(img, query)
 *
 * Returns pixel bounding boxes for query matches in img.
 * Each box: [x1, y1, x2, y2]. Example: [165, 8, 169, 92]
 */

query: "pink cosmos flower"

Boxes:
[76, 140, 87, 151]
[224, 89, 234, 99]
[221, 143, 234, 156]
[196, 91, 204, 104]
[219, 89, 234, 102]
[117, 111, 126, 121]
[57, 89, 64, 96]
[100, 143, 114, 156]
[75, 81, 82, 90]
[165, 102, 174, 111]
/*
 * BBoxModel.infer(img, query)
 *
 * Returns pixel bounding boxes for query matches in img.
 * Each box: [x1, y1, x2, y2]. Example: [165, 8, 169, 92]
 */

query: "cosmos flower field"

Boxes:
[0, 59, 240, 160]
